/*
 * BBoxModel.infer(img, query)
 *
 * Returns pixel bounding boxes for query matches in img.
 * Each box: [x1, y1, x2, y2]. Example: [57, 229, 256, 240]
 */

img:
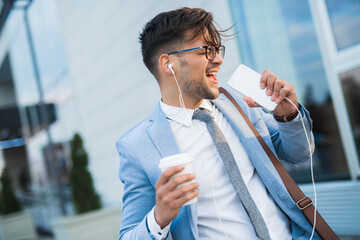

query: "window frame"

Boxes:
[308, 0, 360, 180]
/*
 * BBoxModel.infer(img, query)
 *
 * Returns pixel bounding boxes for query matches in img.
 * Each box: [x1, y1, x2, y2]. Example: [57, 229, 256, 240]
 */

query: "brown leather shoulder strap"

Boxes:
[219, 87, 339, 240]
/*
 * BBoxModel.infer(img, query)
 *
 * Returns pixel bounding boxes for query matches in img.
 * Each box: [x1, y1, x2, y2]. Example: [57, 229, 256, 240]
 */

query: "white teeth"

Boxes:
[207, 72, 217, 76]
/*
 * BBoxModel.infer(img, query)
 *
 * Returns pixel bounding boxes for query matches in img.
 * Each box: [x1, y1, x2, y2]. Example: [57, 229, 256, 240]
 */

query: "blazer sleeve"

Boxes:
[116, 139, 168, 240]
[257, 104, 315, 163]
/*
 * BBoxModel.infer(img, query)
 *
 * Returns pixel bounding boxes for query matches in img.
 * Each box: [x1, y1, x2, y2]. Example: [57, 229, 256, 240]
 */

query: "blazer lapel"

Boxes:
[147, 103, 181, 157]
[211, 94, 313, 234]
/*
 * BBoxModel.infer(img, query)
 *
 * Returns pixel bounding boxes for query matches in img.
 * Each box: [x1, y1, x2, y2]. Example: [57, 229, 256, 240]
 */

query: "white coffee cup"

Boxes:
[159, 153, 197, 206]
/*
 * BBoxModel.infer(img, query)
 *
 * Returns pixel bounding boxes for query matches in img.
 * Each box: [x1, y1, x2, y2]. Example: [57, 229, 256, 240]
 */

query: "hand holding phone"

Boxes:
[227, 64, 278, 112]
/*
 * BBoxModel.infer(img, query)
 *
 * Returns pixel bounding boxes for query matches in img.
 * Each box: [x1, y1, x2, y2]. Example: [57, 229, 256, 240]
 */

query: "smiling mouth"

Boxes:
[206, 72, 218, 84]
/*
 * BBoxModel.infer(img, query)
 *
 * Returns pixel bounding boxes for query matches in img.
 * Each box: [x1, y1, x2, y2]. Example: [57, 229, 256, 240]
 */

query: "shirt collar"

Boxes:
[160, 99, 213, 127]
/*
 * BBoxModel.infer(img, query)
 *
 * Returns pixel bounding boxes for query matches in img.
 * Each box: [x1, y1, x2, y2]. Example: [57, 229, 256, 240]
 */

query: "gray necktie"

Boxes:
[193, 108, 271, 240]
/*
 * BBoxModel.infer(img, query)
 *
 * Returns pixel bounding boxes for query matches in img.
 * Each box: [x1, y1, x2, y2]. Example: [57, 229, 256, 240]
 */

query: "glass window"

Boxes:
[326, 0, 360, 51]
[339, 67, 360, 163]
[8, 0, 71, 106]
[228, 0, 349, 183]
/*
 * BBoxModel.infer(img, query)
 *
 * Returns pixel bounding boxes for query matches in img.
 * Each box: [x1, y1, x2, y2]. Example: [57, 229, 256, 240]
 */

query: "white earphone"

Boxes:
[168, 63, 175, 75]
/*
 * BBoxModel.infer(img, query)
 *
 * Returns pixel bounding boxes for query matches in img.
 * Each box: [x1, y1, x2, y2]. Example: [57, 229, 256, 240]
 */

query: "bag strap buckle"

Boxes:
[296, 196, 313, 210]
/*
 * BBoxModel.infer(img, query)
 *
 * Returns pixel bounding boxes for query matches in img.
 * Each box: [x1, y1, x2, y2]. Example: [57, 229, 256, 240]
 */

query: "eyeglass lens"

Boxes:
[206, 46, 224, 60]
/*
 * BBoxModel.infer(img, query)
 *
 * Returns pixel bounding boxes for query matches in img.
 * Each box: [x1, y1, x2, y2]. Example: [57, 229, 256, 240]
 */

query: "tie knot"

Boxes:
[192, 108, 213, 123]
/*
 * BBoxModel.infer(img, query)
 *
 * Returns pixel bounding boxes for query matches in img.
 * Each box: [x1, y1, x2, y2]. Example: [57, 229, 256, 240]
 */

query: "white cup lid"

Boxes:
[159, 153, 193, 169]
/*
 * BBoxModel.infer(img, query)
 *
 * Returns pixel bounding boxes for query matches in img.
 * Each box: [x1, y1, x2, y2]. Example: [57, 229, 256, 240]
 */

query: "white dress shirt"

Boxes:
[147, 100, 292, 240]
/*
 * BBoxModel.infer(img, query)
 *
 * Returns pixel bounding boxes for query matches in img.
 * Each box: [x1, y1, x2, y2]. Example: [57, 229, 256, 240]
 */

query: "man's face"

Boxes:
[175, 35, 223, 105]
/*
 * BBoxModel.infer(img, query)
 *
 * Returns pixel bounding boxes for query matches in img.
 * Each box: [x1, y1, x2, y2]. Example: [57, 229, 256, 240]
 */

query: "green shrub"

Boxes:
[69, 133, 101, 214]
[0, 168, 22, 215]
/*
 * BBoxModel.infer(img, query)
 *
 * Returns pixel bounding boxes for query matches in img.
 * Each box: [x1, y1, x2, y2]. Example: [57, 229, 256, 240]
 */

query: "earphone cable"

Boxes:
[170, 68, 315, 239]
[171, 71, 230, 240]
[284, 97, 317, 240]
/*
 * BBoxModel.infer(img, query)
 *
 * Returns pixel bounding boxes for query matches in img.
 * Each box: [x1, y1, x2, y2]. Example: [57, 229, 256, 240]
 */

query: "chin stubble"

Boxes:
[179, 58, 218, 100]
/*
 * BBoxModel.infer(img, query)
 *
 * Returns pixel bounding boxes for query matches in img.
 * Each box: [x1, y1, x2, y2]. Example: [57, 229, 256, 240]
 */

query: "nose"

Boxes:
[211, 52, 223, 65]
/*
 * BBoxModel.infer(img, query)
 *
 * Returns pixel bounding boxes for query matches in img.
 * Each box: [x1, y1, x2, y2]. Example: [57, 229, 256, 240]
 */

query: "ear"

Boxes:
[158, 54, 174, 76]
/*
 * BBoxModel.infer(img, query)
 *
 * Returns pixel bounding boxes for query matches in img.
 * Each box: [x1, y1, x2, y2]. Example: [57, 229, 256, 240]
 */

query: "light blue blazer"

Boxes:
[116, 87, 320, 240]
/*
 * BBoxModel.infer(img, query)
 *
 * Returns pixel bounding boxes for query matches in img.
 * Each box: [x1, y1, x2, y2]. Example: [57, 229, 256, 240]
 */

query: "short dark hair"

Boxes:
[139, 7, 224, 78]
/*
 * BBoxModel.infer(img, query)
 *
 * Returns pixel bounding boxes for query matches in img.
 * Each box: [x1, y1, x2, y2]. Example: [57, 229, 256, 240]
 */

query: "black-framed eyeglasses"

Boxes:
[168, 45, 225, 61]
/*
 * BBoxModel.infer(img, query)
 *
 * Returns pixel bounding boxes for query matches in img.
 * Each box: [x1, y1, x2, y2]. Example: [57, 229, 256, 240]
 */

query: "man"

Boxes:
[116, 7, 318, 240]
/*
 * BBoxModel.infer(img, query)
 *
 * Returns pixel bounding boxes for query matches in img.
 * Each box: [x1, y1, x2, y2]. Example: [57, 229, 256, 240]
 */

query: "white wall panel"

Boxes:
[301, 181, 360, 235]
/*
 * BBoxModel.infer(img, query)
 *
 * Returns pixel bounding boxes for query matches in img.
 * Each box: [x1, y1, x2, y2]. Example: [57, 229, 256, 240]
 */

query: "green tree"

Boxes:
[0, 168, 22, 214]
[69, 133, 101, 214]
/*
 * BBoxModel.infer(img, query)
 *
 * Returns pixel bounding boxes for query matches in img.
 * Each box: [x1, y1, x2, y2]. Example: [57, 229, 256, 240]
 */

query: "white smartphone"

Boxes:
[227, 64, 278, 112]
